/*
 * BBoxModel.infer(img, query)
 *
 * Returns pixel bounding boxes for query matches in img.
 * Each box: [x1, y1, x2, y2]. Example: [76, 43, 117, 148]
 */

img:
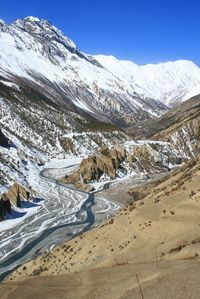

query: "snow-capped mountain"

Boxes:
[0, 16, 167, 127]
[95, 55, 200, 107]
[1, 16, 200, 192]
[0, 17, 200, 125]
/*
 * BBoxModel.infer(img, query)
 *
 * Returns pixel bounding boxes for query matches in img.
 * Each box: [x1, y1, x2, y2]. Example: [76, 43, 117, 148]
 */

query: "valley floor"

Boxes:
[1, 158, 200, 298]
[98, 171, 169, 205]
[0, 158, 120, 281]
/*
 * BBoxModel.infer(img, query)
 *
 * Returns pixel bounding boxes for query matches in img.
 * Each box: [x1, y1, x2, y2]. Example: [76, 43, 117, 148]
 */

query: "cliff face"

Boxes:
[0, 183, 30, 221]
[2, 182, 30, 205]
[61, 142, 184, 192]
[0, 198, 11, 221]
[79, 146, 127, 182]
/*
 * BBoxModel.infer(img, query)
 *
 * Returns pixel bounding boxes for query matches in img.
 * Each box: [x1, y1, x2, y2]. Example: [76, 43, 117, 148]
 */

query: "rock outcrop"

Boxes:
[0, 183, 30, 221]
[0, 196, 11, 221]
[61, 142, 182, 192]
[0, 129, 12, 148]
[62, 146, 127, 191]
[1, 182, 30, 206]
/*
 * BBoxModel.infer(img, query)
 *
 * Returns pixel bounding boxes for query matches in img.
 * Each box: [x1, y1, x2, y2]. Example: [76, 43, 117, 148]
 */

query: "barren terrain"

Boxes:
[1, 158, 200, 298]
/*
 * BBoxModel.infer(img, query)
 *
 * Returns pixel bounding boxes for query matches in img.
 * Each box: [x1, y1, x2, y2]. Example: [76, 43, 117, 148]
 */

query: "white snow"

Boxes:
[0, 203, 41, 231]
[45, 156, 82, 169]
[24, 16, 40, 22]
[95, 55, 200, 106]
[0, 16, 199, 116]
[0, 80, 19, 89]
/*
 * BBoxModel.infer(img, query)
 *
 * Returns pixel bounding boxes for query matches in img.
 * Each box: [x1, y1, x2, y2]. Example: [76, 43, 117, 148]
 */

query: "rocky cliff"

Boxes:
[0, 182, 30, 221]
[62, 141, 184, 191]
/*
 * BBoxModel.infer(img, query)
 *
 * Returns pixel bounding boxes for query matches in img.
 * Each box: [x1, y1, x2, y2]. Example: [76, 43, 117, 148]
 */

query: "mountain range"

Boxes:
[1, 16, 200, 210]
[2, 16, 200, 298]
[1, 16, 200, 128]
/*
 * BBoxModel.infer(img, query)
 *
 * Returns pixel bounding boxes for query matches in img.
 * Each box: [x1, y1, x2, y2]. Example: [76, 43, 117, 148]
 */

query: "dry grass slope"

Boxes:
[1, 157, 200, 298]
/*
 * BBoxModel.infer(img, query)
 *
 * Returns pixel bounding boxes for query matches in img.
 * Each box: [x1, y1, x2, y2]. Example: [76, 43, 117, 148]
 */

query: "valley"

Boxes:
[0, 158, 120, 281]
[2, 157, 200, 299]
[0, 141, 174, 282]
[1, 15, 200, 299]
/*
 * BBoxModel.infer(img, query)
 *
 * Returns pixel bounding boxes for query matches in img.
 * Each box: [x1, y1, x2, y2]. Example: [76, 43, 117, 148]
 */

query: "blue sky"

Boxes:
[1, 0, 200, 65]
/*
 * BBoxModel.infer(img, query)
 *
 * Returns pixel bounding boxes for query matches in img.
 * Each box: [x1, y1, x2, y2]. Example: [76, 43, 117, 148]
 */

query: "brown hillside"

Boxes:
[1, 157, 200, 298]
[127, 94, 200, 139]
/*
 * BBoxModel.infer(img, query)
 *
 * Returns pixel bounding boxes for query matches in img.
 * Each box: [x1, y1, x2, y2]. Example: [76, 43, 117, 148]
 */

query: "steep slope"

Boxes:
[0, 17, 166, 127]
[4, 157, 200, 299]
[0, 79, 129, 156]
[62, 141, 183, 192]
[1, 16, 200, 129]
[95, 55, 200, 106]
[127, 94, 200, 157]
[0, 16, 173, 197]
[0, 76, 130, 204]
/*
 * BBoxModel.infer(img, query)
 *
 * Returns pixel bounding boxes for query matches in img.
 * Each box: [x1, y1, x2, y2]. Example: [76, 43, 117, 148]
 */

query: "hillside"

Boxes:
[0, 77, 130, 200]
[0, 16, 167, 128]
[95, 55, 200, 106]
[0, 15, 167, 202]
[2, 15, 200, 299]
[127, 94, 200, 157]
[1, 16, 200, 129]
[1, 16, 200, 200]
[2, 157, 200, 298]
[61, 141, 184, 192]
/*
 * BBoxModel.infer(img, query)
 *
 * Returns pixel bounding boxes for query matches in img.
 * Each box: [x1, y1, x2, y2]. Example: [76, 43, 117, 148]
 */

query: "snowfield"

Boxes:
[1, 15, 200, 128]
[95, 55, 200, 106]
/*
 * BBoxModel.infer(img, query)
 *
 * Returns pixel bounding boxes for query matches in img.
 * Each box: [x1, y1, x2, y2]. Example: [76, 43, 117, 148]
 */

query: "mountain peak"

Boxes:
[0, 16, 200, 110]
[23, 16, 53, 27]
[12, 16, 77, 51]
[24, 16, 41, 22]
